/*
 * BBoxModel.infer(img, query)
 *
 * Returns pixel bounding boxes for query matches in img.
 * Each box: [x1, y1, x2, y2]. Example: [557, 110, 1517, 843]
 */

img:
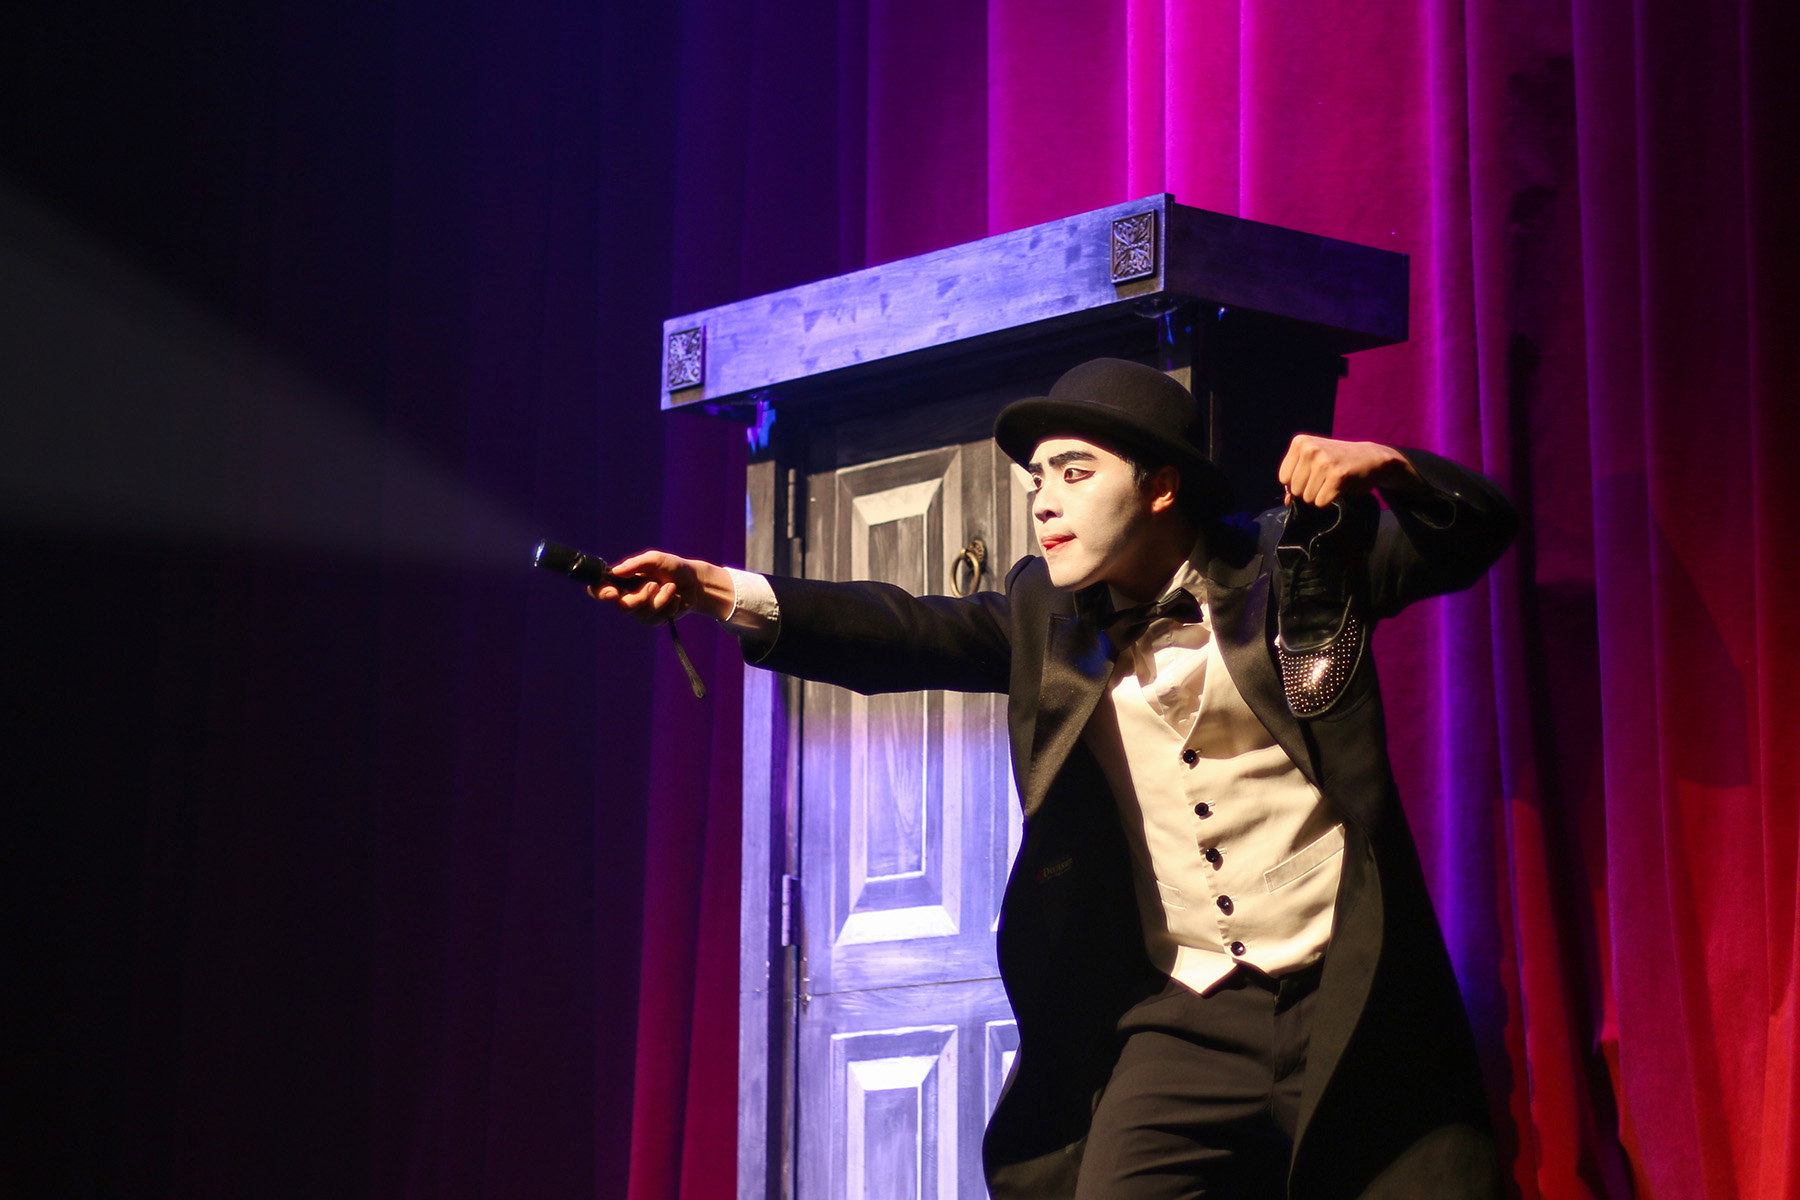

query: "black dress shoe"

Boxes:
[1275, 497, 1378, 716]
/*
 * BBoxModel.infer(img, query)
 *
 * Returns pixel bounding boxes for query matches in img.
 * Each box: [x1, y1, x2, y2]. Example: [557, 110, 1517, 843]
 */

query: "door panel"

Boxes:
[796, 440, 1034, 1199]
[796, 978, 1014, 1200]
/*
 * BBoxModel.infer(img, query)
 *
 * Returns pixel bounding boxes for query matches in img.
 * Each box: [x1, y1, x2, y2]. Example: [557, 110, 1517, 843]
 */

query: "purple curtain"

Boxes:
[634, 2, 1800, 1199]
[6, 1, 681, 1197]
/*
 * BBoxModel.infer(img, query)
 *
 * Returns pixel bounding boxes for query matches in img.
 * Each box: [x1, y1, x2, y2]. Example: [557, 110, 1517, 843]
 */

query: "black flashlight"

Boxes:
[532, 540, 706, 699]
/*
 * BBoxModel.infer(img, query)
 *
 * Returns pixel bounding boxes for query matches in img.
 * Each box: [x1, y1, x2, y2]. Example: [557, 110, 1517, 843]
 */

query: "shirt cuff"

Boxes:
[721, 568, 780, 636]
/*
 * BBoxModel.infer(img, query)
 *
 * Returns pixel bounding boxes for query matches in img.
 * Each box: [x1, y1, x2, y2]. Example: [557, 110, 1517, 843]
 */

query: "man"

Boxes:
[595, 358, 1517, 1198]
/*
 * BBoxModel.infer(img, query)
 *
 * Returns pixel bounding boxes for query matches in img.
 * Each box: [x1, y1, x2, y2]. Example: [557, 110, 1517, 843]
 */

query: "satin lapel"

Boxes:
[1022, 610, 1115, 817]
[1209, 556, 1320, 791]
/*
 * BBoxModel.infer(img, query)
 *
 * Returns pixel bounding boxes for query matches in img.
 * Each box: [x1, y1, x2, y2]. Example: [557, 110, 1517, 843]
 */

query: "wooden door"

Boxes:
[791, 438, 1034, 1200]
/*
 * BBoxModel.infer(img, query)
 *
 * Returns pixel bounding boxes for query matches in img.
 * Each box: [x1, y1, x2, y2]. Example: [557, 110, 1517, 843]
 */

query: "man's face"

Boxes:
[1026, 436, 1156, 591]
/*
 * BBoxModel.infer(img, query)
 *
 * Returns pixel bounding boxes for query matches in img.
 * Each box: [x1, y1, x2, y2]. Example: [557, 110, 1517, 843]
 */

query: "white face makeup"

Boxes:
[1026, 436, 1158, 592]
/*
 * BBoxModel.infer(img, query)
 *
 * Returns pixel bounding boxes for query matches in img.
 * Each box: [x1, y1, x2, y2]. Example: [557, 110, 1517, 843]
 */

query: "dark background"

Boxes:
[3, 2, 690, 1196]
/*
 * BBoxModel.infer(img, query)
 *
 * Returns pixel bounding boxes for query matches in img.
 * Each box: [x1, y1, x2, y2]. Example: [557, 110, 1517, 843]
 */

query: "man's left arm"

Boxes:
[1279, 435, 1520, 616]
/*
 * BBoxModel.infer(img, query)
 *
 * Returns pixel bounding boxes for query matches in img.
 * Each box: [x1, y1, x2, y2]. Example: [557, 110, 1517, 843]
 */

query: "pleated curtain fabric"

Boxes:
[631, 2, 1800, 1198]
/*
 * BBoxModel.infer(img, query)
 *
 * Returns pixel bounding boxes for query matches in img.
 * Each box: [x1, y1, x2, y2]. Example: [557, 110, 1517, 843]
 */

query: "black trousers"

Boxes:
[1074, 962, 1322, 1200]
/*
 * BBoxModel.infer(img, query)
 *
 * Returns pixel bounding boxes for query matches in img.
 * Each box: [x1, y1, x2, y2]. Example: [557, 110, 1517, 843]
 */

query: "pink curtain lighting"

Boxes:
[629, 2, 1800, 1198]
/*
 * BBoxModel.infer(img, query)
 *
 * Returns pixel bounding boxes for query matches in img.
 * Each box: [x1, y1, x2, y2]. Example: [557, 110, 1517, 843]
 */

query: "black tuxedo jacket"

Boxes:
[747, 449, 1518, 1199]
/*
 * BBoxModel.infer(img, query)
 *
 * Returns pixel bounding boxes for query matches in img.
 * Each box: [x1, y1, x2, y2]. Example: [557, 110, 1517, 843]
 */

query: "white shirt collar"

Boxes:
[1106, 537, 1209, 618]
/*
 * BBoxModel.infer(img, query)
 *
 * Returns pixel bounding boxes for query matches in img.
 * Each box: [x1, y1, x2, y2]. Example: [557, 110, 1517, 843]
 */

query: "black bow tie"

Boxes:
[1104, 587, 1202, 645]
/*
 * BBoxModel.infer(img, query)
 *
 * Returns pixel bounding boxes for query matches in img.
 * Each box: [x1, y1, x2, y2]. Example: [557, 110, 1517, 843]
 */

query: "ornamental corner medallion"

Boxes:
[666, 327, 706, 391]
[1110, 212, 1157, 284]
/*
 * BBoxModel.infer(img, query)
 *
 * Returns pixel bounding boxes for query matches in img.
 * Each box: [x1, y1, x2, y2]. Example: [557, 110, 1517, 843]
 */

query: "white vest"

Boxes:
[725, 563, 1343, 995]
[1082, 576, 1344, 995]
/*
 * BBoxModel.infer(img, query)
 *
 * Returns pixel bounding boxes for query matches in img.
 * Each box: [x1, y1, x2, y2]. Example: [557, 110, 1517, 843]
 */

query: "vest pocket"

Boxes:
[1263, 823, 1346, 892]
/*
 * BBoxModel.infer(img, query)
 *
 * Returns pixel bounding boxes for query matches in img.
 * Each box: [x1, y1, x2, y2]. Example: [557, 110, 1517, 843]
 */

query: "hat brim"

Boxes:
[994, 397, 1233, 515]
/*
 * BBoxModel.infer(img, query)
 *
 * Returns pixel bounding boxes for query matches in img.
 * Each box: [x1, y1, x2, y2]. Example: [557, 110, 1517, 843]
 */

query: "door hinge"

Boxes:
[780, 873, 799, 947]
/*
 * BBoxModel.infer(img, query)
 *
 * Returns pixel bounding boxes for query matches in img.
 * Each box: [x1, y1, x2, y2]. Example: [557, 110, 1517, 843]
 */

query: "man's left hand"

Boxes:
[1278, 435, 1422, 507]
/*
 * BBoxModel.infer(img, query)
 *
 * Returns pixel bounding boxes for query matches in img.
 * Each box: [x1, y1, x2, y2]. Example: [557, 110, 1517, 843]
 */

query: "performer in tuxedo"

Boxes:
[594, 358, 1517, 1199]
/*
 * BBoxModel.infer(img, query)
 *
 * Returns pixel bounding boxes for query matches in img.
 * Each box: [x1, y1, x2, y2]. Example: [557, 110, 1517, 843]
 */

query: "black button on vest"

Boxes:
[1181, 748, 1198, 765]
[1193, 802, 1211, 818]
[1217, 895, 1233, 914]
[1229, 941, 1246, 956]
[1203, 847, 1222, 867]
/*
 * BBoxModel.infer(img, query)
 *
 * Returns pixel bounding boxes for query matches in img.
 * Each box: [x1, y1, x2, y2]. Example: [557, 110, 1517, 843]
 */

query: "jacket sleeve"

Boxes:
[1365, 447, 1520, 619]
[740, 571, 1015, 695]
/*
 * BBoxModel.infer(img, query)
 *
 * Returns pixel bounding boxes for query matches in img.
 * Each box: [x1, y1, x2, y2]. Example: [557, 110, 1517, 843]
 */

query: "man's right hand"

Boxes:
[588, 550, 736, 625]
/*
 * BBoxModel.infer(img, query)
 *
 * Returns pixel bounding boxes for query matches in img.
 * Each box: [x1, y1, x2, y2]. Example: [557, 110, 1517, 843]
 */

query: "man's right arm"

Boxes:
[745, 573, 1013, 695]
[587, 549, 741, 623]
[590, 549, 1014, 696]
[719, 568, 780, 636]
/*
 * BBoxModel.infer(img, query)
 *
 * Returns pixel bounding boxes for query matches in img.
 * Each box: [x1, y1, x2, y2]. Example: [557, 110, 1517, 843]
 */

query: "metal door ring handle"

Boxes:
[950, 540, 987, 597]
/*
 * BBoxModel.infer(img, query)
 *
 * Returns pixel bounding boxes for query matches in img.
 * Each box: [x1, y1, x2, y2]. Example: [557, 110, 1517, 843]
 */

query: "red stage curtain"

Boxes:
[630, 2, 1800, 1198]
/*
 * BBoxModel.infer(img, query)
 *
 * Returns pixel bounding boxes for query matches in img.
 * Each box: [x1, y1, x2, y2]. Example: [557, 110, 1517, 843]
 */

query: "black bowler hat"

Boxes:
[994, 358, 1233, 516]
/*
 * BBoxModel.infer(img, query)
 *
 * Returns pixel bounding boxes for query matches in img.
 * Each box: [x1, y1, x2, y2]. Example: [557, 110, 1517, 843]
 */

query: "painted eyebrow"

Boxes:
[1024, 449, 1101, 474]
